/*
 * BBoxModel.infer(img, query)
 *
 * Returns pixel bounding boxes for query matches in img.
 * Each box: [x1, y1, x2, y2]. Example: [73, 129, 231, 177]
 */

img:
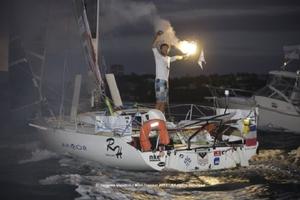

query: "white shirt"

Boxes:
[152, 48, 177, 81]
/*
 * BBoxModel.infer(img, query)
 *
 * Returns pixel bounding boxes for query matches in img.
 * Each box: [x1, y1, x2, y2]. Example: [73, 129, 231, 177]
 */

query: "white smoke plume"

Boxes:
[153, 17, 180, 47]
[102, 0, 180, 47]
[102, 0, 157, 32]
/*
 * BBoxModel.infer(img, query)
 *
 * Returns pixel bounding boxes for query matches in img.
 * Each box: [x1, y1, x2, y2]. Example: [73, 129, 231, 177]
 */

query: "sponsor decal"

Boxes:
[106, 138, 122, 159]
[250, 125, 256, 131]
[214, 149, 232, 156]
[95, 115, 132, 135]
[198, 152, 207, 159]
[184, 156, 192, 167]
[62, 143, 87, 151]
[149, 154, 160, 162]
[157, 162, 165, 167]
[197, 152, 208, 166]
[214, 150, 221, 157]
[214, 157, 220, 165]
[245, 138, 257, 146]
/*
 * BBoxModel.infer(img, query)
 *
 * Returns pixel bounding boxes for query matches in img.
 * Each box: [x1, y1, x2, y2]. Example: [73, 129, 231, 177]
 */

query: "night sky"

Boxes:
[100, 0, 300, 76]
[2, 0, 300, 77]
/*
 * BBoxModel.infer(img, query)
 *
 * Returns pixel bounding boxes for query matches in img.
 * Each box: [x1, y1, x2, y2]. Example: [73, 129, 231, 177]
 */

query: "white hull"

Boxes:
[39, 128, 163, 171]
[216, 97, 255, 110]
[255, 96, 300, 133]
[165, 145, 257, 172]
[36, 124, 258, 172]
[30, 107, 259, 172]
[215, 96, 300, 134]
[257, 106, 300, 133]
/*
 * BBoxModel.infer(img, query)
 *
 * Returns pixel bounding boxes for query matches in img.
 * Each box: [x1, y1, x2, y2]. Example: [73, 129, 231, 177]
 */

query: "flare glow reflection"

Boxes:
[178, 41, 197, 55]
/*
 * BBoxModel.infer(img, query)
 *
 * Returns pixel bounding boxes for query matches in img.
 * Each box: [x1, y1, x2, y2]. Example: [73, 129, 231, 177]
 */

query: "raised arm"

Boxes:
[152, 30, 164, 48]
[170, 55, 188, 62]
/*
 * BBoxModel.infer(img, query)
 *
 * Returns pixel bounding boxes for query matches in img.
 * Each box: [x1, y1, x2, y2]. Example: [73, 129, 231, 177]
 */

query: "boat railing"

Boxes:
[65, 102, 255, 136]
[185, 113, 231, 150]
[167, 103, 215, 122]
[206, 85, 254, 98]
[129, 102, 228, 122]
[133, 103, 215, 119]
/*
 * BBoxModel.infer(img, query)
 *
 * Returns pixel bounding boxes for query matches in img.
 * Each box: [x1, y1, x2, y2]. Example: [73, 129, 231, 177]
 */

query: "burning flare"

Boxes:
[178, 41, 197, 55]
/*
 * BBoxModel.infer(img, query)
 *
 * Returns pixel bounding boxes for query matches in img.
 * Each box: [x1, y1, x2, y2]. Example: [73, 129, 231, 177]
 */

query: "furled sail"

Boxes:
[73, 0, 104, 92]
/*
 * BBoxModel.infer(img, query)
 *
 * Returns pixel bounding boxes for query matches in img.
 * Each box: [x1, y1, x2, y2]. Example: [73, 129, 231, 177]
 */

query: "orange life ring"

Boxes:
[139, 119, 170, 152]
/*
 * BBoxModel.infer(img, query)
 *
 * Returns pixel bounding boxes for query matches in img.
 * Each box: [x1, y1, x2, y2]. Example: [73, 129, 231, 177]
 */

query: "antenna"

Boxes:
[95, 0, 100, 67]
[224, 90, 229, 114]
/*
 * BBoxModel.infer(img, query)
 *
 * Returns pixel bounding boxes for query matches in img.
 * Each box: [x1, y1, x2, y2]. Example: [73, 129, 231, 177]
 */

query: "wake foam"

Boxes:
[39, 174, 83, 185]
[18, 149, 58, 164]
[37, 146, 300, 199]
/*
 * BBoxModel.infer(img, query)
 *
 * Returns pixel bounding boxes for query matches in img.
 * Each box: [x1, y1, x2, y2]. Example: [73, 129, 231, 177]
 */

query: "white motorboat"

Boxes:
[255, 70, 300, 133]
[207, 45, 300, 134]
[207, 70, 300, 134]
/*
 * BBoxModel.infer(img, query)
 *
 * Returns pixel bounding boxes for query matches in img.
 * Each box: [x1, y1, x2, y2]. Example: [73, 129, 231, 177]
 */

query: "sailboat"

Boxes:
[29, 0, 258, 172]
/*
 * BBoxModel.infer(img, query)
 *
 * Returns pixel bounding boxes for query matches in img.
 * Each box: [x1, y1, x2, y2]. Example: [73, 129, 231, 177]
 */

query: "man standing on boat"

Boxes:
[152, 31, 185, 113]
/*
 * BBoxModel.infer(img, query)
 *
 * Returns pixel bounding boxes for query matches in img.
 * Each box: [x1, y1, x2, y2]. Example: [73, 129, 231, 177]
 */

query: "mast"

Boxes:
[0, 6, 9, 124]
[74, 0, 104, 92]
[94, 0, 105, 106]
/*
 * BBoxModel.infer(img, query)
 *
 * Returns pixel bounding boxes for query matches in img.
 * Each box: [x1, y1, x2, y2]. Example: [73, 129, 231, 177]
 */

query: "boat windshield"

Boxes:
[256, 74, 296, 101]
[270, 76, 295, 97]
[291, 73, 300, 107]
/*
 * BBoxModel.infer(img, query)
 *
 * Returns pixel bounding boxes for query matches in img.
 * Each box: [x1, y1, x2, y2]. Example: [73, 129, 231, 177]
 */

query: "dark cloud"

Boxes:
[100, 0, 300, 76]
[7, 0, 300, 77]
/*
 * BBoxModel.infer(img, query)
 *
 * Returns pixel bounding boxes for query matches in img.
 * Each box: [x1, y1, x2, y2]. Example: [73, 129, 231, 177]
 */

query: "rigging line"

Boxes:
[42, 83, 73, 105]
[24, 50, 45, 93]
[9, 45, 31, 80]
[9, 58, 34, 78]
[37, 2, 51, 104]
[59, 9, 72, 120]
[10, 101, 41, 112]
[59, 55, 67, 120]
[16, 37, 37, 81]
[26, 55, 38, 80]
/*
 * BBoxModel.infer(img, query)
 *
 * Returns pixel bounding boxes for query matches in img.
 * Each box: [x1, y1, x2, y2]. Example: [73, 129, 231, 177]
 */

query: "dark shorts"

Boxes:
[155, 79, 168, 102]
